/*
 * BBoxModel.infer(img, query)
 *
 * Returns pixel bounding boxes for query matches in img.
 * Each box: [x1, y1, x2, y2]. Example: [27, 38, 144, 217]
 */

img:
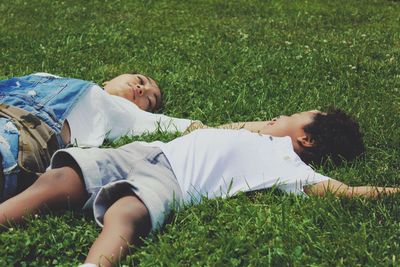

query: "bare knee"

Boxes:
[103, 196, 151, 240]
[31, 167, 86, 207]
[35, 167, 80, 189]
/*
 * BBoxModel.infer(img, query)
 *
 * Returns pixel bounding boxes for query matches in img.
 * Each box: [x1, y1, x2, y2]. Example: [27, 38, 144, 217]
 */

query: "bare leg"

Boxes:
[85, 195, 151, 267]
[0, 166, 87, 226]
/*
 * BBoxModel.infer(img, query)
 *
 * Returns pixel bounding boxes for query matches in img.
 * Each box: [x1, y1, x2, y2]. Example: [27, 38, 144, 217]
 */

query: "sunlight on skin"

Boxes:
[103, 74, 161, 112]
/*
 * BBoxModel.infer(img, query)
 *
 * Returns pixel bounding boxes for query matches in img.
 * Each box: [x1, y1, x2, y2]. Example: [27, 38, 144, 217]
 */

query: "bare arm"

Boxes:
[304, 179, 400, 198]
[217, 121, 271, 133]
[183, 121, 210, 134]
[184, 121, 271, 135]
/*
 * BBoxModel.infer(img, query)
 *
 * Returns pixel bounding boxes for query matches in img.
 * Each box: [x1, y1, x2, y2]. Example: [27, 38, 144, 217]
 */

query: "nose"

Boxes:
[135, 84, 144, 96]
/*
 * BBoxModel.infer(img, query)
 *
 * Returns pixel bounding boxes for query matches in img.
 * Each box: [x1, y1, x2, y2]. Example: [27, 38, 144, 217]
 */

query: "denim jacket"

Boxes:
[0, 74, 94, 200]
[0, 74, 95, 138]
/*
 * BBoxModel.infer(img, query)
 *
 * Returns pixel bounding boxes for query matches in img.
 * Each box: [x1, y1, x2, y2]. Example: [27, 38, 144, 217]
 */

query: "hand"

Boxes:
[183, 121, 208, 135]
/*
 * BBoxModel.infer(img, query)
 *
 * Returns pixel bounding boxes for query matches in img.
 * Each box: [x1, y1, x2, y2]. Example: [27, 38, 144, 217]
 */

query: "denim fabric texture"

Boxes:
[0, 74, 95, 200]
[0, 74, 94, 135]
[0, 118, 19, 200]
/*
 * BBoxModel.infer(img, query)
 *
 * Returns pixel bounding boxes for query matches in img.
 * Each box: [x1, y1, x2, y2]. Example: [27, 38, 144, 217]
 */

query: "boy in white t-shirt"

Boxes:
[0, 109, 399, 267]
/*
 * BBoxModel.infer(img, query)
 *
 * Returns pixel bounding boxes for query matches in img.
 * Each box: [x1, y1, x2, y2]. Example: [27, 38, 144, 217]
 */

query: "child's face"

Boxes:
[103, 74, 161, 112]
[264, 110, 321, 147]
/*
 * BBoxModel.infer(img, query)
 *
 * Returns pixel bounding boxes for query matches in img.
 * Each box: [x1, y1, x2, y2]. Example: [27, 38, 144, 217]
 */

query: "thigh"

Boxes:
[32, 165, 87, 210]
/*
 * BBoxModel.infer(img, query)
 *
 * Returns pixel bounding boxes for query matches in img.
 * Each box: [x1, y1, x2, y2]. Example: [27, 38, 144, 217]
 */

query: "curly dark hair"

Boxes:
[300, 108, 365, 165]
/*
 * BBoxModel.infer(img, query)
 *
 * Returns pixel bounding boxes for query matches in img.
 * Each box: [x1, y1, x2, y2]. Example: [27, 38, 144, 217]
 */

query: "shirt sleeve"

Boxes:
[105, 95, 195, 140]
[277, 168, 331, 196]
[67, 86, 108, 147]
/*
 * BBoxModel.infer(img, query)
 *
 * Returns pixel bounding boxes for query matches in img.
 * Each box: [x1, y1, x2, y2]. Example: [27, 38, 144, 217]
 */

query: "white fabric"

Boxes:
[33, 73, 60, 78]
[77, 264, 97, 267]
[33, 73, 193, 147]
[67, 85, 192, 147]
[145, 129, 331, 202]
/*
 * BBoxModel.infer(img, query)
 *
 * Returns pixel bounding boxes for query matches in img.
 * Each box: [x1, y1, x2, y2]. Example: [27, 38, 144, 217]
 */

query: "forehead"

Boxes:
[108, 74, 135, 81]
[288, 110, 320, 124]
[147, 76, 159, 88]
[297, 110, 320, 116]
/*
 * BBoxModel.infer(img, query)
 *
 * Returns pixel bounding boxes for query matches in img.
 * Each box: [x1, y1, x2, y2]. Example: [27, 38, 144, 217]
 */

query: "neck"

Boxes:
[260, 129, 303, 156]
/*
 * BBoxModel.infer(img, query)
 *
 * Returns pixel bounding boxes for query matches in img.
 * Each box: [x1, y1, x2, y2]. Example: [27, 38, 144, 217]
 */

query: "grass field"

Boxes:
[1, 0, 400, 266]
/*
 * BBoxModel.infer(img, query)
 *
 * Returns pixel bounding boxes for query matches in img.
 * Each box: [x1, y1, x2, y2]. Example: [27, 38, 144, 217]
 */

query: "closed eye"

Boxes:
[138, 76, 144, 85]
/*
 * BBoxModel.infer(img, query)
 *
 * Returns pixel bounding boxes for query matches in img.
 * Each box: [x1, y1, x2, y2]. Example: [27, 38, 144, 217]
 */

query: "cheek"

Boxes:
[138, 102, 149, 111]
[133, 96, 146, 107]
[121, 86, 133, 96]
[274, 120, 293, 135]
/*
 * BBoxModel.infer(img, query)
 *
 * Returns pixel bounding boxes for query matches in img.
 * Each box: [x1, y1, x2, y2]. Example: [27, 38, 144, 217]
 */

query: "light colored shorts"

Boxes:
[50, 142, 182, 231]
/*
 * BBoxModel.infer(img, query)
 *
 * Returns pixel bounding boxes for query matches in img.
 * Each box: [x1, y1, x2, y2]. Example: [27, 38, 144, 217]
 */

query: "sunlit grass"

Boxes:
[0, 0, 399, 266]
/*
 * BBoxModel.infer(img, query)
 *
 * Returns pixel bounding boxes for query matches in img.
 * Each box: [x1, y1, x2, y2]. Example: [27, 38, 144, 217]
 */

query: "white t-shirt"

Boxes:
[146, 129, 331, 202]
[33, 73, 193, 147]
[67, 85, 192, 147]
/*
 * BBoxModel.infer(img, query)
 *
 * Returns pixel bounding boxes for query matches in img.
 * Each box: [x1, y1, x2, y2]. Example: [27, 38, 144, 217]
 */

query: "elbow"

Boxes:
[345, 187, 354, 198]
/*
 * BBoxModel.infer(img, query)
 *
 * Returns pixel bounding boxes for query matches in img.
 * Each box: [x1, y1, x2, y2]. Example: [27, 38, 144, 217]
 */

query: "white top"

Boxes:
[146, 129, 331, 202]
[67, 85, 192, 147]
[33, 73, 193, 147]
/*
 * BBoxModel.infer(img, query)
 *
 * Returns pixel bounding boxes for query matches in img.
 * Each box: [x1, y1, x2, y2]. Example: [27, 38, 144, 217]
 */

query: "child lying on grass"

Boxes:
[0, 108, 398, 267]
[0, 73, 196, 201]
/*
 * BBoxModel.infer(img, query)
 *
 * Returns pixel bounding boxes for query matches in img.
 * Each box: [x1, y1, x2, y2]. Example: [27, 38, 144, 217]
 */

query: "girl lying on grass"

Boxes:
[0, 73, 197, 201]
[0, 108, 398, 267]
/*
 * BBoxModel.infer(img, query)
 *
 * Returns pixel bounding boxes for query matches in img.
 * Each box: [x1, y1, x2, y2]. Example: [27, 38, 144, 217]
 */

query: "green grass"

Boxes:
[0, 0, 399, 266]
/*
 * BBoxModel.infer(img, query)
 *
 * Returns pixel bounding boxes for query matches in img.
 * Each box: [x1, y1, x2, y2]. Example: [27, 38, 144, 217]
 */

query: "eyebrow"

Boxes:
[148, 77, 160, 109]
[143, 76, 160, 110]
[145, 76, 152, 85]
[147, 96, 153, 111]
[153, 92, 160, 110]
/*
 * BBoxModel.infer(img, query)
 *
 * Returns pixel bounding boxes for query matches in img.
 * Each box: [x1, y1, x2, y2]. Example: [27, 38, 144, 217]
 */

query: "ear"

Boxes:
[297, 135, 315, 148]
